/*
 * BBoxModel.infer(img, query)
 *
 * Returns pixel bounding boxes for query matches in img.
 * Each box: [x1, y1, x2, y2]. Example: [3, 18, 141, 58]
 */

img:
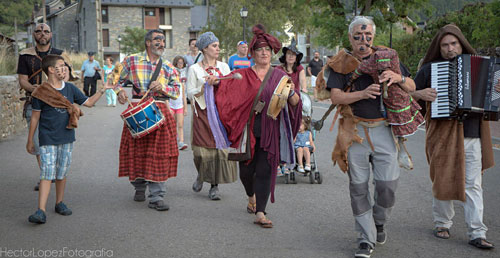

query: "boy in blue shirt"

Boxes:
[27, 55, 110, 224]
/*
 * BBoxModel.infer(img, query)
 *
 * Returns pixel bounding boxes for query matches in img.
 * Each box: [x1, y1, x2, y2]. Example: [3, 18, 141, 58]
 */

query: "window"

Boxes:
[102, 29, 109, 47]
[145, 8, 155, 16]
[102, 6, 108, 23]
[160, 8, 171, 25]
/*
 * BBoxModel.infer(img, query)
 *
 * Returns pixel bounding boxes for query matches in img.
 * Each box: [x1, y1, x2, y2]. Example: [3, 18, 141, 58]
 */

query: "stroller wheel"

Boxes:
[290, 171, 297, 184]
[308, 171, 315, 184]
[315, 172, 323, 184]
[284, 173, 289, 184]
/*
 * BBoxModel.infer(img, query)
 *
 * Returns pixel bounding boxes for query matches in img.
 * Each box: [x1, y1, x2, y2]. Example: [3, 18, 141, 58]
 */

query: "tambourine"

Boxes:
[266, 76, 292, 120]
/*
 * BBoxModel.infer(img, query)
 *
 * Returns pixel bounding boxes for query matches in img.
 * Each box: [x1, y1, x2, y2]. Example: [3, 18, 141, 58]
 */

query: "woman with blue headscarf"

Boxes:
[186, 32, 237, 201]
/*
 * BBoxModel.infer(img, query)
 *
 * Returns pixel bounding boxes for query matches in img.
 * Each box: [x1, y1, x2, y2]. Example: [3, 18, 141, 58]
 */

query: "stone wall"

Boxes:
[0, 75, 25, 140]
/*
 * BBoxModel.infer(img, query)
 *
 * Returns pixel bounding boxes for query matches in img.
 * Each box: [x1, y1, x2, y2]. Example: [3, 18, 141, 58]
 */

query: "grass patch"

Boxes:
[65, 51, 88, 71]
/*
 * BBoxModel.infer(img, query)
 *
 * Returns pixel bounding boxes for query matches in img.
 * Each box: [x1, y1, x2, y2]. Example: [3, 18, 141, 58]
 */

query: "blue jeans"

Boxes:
[105, 89, 117, 105]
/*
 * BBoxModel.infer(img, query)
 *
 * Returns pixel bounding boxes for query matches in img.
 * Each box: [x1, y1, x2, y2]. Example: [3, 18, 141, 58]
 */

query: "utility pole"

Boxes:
[96, 0, 103, 62]
[42, 0, 46, 23]
[14, 18, 19, 58]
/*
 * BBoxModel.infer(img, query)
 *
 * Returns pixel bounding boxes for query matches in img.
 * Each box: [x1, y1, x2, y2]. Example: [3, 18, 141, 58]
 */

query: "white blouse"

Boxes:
[186, 61, 230, 110]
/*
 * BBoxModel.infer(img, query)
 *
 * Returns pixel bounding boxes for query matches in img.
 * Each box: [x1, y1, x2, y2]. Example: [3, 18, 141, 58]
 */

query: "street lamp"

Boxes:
[117, 34, 122, 62]
[240, 7, 248, 42]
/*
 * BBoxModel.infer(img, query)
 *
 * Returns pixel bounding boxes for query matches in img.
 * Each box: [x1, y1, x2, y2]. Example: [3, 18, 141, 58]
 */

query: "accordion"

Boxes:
[431, 54, 500, 120]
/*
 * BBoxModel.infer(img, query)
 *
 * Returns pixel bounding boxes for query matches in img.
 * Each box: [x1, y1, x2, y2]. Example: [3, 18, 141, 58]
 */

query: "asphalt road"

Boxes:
[0, 92, 499, 258]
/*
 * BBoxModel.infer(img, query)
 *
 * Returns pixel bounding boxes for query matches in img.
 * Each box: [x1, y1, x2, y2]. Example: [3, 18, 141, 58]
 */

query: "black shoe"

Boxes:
[148, 200, 169, 211]
[134, 190, 146, 202]
[376, 224, 386, 245]
[354, 243, 373, 258]
[34, 182, 40, 191]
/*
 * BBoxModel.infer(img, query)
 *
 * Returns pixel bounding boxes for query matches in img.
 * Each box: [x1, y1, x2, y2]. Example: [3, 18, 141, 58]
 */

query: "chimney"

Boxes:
[34, 3, 39, 12]
[65, 0, 71, 6]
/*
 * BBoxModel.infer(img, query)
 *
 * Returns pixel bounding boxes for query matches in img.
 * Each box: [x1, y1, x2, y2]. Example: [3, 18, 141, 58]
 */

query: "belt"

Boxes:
[355, 117, 387, 152]
[355, 116, 387, 128]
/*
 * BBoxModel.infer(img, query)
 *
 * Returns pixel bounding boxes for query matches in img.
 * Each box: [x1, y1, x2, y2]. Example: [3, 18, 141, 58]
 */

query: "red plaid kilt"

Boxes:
[119, 101, 179, 182]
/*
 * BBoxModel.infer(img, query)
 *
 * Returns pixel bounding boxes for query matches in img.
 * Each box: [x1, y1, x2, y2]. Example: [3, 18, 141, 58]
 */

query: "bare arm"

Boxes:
[411, 88, 437, 102]
[330, 84, 381, 105]
[288, 91, 300, 106]
[309, 131, 315, 152]
[307, 66, 312, 76]
[26, 110, 40, 154]
[83, 86, 110, 107]
[299, 69, 307, 92]
[379, 70, 415, 92]
[19, 74, 37, 93]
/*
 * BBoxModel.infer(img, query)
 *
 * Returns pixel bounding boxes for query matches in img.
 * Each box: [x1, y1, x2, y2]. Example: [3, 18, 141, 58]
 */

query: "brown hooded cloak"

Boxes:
[422, 24, 495, 201]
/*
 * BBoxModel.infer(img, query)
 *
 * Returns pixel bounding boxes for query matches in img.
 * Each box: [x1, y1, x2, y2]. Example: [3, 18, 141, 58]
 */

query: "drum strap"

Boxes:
[249, 67, 274, 122]
[132, 58, 163, 95]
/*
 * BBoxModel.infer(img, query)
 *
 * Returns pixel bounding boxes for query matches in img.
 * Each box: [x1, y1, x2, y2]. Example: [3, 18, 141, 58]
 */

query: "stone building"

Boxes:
[77, 0, 200, 63]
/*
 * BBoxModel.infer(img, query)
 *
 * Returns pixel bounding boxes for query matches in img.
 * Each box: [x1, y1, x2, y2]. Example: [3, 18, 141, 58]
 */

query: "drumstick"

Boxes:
[139, 89, 152, 103]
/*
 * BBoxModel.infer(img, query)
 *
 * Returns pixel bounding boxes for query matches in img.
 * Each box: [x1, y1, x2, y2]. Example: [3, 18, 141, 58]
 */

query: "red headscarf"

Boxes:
[248, 24, 281, 58]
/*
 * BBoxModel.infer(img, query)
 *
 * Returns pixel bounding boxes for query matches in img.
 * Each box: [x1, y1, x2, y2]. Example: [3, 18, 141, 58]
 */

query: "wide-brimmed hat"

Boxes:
[279, 37, 303, 64]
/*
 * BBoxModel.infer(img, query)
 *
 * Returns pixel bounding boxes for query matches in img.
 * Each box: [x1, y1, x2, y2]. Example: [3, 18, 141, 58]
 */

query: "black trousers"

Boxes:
[239, 139, 272, 214]
[83, 76, 97, 96]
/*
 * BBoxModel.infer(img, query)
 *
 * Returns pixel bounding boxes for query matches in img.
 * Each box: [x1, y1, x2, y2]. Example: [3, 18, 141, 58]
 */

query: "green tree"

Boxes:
[207, 0, 307, 59]
[0, 0, 38, 36]
[120, 26, 147, 55]
[394, 1, 500, 75]
[296, 0, 431, 49]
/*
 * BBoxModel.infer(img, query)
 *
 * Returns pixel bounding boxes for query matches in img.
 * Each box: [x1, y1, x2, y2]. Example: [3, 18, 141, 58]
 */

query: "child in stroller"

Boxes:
[294, 118, 316, 173]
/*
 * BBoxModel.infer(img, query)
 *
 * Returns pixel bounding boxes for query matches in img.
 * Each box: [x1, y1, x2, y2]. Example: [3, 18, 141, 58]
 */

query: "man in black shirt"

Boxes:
[17, 23, 76, 191]
[307, 51, 323, 101]
[412, 24, 496, 249]
[327, 16, 415, 258]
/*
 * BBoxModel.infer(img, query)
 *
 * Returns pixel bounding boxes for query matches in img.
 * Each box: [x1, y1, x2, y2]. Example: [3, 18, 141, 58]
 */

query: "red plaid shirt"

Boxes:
[119, 51, 180, 99]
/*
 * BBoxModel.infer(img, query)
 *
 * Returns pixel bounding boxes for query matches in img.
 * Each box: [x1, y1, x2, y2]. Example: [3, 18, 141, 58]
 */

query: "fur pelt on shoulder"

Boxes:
[31, 82, 83, 129]
[315, 49, 360, 100]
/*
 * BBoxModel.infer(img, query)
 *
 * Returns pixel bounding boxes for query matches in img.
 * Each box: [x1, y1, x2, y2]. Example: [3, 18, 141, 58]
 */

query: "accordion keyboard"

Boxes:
[431, 61, 455, 118]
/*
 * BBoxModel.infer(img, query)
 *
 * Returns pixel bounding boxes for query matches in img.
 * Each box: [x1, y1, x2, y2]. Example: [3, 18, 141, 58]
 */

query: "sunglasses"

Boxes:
[35, 30, 51, 34]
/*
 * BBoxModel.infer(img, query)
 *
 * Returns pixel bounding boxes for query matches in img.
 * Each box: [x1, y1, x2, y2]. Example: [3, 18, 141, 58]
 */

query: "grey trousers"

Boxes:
[347, 124, 400, 248]
[131, 179, 166, 203]
[432, 138, 488, 240]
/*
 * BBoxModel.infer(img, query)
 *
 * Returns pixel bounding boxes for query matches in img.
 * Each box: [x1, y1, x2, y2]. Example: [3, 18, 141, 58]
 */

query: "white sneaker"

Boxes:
[297, 166, 305, 173]
[304, 165, 311, 171]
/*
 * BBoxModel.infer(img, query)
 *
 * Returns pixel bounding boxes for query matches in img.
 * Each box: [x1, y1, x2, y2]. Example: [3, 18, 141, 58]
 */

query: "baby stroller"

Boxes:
[283, 92, 323, 184]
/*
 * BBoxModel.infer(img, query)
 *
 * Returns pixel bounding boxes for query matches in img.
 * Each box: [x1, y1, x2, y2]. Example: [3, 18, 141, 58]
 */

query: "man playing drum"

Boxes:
[117, 29, 180, 211]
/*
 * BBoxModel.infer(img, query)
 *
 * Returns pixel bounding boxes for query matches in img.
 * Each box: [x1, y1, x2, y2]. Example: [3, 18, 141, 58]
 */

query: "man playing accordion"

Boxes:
[413, 24, 497, 250]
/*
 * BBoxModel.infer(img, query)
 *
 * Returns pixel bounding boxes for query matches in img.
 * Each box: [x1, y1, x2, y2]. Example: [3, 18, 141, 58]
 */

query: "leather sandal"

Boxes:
[246, 202, 256, 214]
[469, 238, 494, 249]
[254, 217, 273, 228]
[433, 227, 450, 239]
